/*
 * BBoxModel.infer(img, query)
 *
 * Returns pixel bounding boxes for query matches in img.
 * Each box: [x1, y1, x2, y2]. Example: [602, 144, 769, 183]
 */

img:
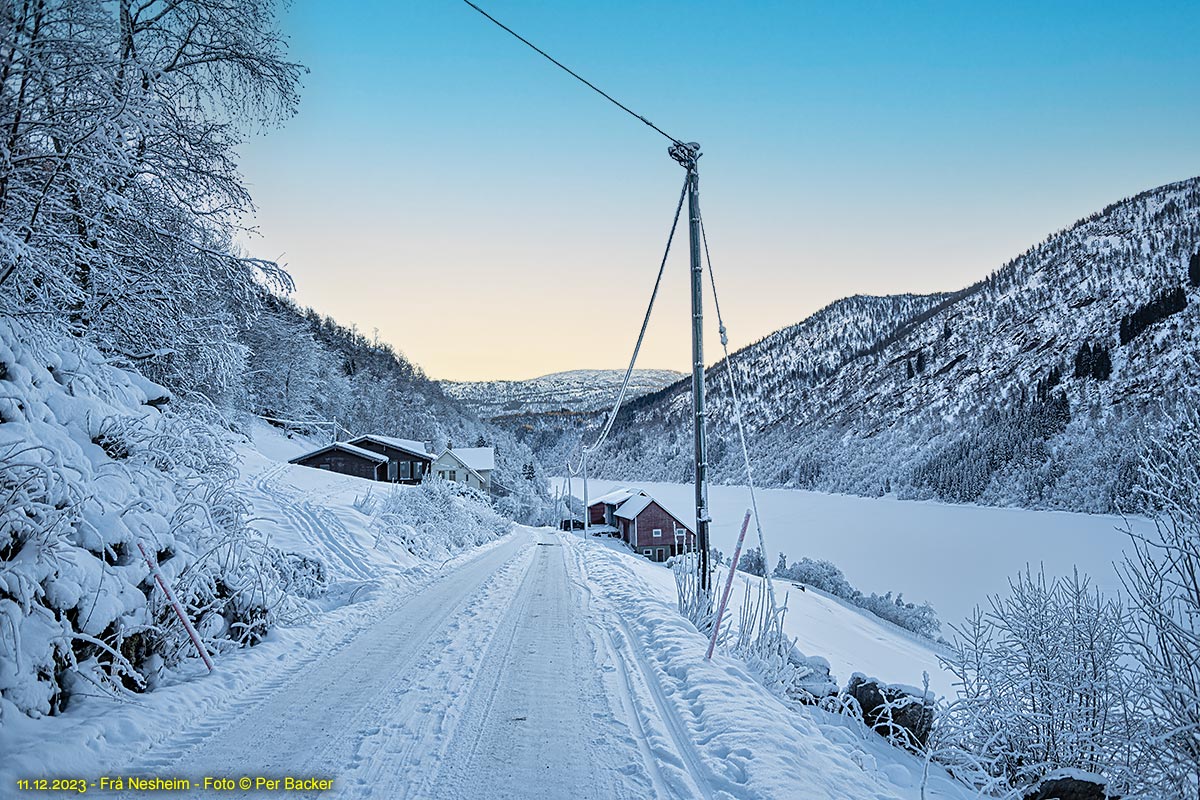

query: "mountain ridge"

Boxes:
[498, 176, 1200, 514]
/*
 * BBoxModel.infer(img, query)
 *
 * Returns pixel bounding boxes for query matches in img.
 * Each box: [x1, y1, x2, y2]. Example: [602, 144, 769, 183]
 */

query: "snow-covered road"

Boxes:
[123, 528, 674, 799]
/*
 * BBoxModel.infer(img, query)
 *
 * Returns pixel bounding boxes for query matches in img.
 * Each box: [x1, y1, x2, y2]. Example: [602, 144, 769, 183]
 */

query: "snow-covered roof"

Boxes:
[614, 494, 654, 520]
[350, 434, 433, 459]
[452, 447, 495, 472]
[289, 442, 387, 464]
[613, 492, 695, 533]
[588, 487, 641, 507]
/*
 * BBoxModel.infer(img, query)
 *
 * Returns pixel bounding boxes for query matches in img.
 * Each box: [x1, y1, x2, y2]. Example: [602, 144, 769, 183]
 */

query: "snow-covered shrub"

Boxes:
[370, 479, 510, 560]
[737, 546, 766, 577]
[775, 553, 942, 639]
[855, 593, 941, 640]
[775, 556, 858, 598]
[270, 550, 328, 600]
[1121, 400, 1200, 799]
[0, 320, 290, 719]
[935, 566, 1144, 795]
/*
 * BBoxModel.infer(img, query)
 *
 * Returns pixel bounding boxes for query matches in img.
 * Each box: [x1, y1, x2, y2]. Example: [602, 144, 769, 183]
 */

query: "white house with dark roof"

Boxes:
[433, 446, 495, 493]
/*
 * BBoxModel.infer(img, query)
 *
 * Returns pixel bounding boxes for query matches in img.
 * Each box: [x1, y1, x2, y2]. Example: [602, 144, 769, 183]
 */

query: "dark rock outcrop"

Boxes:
[846, 673, 933, 750]
[1023, 771, 1117, 800]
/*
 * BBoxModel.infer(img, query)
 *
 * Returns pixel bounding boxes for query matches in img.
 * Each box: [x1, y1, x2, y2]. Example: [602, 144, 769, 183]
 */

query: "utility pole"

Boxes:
[565, 462, 573, 532]
[582, 449, 590, 539]
[670, 141, 711, 595]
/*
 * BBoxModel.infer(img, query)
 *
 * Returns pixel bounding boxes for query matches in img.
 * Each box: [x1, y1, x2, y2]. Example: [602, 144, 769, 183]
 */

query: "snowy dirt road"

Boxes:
[120, 528, 684, 800]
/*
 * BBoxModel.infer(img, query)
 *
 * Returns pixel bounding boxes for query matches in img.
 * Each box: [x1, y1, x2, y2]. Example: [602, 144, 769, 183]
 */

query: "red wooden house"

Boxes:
[587, 488, 695, 563]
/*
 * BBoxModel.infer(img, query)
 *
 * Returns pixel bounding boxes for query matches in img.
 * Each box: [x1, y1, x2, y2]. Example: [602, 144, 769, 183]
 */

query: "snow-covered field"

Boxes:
[559, 478, 1148, 633]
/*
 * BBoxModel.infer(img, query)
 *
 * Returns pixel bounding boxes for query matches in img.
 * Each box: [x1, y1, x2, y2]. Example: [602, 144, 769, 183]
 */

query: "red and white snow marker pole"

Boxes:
[706, 509, 752, 660]
[137, 541, 214, 672]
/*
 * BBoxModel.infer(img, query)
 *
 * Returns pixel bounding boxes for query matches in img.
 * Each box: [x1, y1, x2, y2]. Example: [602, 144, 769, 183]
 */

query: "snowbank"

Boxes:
[563, 532, 975, 799]
[0, 318, 282, 720]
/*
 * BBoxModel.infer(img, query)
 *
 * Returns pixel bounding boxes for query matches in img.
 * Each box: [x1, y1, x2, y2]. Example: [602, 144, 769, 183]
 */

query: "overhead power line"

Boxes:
[460, 0, 683, 145]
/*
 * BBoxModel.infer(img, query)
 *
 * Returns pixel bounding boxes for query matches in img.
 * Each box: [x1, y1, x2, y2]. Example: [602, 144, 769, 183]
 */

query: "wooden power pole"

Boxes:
[670, 141, 711, 595]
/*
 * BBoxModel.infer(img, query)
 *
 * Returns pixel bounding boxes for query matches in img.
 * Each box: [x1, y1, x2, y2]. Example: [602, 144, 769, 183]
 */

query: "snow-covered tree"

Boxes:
[1121, 401, 1200, 798]
[938, 566, 1144, 794]
[0, 0, 303, 395]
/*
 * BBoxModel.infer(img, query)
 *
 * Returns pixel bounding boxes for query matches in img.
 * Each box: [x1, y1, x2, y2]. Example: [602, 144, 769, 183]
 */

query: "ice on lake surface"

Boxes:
[560, 478, 1148, 626]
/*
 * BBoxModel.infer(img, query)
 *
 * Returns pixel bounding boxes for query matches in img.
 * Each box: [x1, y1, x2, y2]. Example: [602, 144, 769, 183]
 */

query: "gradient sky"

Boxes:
[237, 1, 1200, 381]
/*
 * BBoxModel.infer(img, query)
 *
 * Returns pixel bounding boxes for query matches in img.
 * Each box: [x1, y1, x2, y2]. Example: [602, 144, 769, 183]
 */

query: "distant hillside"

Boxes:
[442, 369, 684, 417]
[505, 177, 1200, 514]
[238, 295, 553, 521]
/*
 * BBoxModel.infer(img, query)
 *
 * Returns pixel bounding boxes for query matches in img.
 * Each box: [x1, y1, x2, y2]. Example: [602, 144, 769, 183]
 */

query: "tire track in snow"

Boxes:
[571, 571, 707, 800]
[414, 532, 656, 800]
[123, 532, 533, 795]
[250, 464, 374, 581]
[562, 534, 756, 800]
[339, 537, 547, 800]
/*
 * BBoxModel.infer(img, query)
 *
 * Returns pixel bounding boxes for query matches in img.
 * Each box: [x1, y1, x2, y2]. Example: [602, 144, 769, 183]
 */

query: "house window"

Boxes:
[652, 528, 663, 538]
[399, 461, 412, 480]
[449, 470, 457, 482]
[438, 470, 445, 479]
[388, 461, 398, 481]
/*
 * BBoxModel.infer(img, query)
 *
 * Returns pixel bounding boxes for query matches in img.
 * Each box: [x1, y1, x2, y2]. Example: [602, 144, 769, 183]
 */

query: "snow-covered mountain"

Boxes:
[442, 369, 684, 417]
[514, 177, 1200, 513]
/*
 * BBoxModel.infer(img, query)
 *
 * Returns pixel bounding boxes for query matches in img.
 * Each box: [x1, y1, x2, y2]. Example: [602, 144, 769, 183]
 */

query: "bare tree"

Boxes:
[937, 566, 1144, 795]
[1121, 401, 1200, 799]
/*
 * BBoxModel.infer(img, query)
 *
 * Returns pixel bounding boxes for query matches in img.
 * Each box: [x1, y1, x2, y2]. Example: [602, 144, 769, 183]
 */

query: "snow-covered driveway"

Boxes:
[125, 528, 668, 799]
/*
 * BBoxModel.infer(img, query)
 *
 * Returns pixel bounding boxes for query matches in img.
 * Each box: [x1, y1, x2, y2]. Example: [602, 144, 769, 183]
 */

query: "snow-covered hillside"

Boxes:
[522, 178, 1200, 514]
[443, 368, 684, 417]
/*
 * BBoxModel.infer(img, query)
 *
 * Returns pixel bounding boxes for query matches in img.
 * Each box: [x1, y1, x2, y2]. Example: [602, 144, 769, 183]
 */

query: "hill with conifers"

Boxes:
[495, 177, 1200, 513]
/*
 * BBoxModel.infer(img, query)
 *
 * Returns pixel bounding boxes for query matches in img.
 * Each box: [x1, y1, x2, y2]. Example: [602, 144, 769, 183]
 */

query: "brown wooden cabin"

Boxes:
[288, 442, 388, 481]
[347, 435, 433, 485]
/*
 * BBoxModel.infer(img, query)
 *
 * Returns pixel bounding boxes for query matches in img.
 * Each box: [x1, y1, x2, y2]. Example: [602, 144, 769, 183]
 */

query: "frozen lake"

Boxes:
[556, 478, 1150, 628]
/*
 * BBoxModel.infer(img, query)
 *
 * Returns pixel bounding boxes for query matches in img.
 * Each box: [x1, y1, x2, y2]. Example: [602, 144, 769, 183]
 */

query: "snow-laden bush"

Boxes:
[0, 320, 292, 719]
[934, 566, 1144, 796]
[370, 479, 511, 560]
[776, 556, 858, 598]
[775, 554, 942, 639]
[1121, 401, 1200, 799]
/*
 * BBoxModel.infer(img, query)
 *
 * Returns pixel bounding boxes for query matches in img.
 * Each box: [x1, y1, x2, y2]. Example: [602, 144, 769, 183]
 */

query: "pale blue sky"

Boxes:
[239, 1, 1200, 380]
